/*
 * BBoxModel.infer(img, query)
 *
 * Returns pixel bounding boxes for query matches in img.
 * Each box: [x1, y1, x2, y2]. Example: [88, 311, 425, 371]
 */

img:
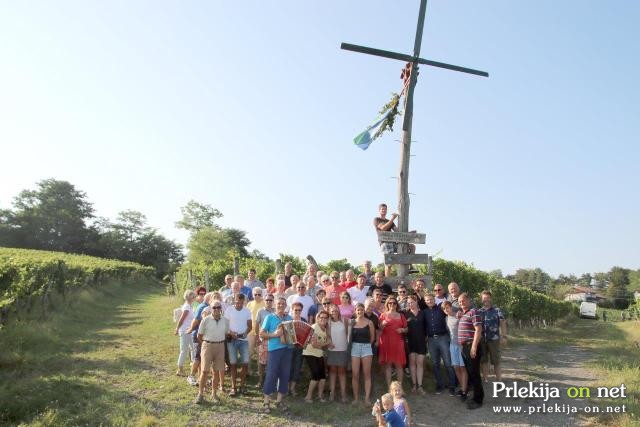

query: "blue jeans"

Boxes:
[427, 335, 456, 389]
[263, 347, 292, 395]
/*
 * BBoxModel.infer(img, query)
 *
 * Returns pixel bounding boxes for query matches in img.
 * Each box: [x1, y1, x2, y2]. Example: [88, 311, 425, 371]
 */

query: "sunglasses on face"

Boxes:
[398, 291, 406, 294]
[265, 299, 274, 302]
[293, 309, 302, 312]
[212, 306, 222, 310]
[322, 302, 330, 305]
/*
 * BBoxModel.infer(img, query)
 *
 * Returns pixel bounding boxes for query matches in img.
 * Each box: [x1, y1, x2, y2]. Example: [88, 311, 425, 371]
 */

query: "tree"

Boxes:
[607, 266, 631, 309]
[187, 226, 233, 264]
[508, 268, 551, 293]
[592, 272, 608, 290]
[487, 269, 503, 279]
[222, 228, 251, 257]
[2, 179, 95, 253]
[323, 258, 355, 274]
[175, 200, 222, 232]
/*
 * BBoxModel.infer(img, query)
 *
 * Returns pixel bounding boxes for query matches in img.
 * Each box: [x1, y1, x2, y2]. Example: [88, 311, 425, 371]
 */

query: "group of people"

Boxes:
[173, 262, 508, 424]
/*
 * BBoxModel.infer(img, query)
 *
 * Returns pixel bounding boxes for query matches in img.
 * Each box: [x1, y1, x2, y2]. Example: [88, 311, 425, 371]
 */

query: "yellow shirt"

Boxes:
[303, 323, 328, 358]
[247, 300, 266, 336]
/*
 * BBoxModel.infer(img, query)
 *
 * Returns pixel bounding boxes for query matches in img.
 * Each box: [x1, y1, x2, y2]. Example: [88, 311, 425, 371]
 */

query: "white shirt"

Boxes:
[348, 286, 370, 305]
[286, 294, 314, 321]
[329, 319, 348, 352]
[178, 302, 195, 335]
[224, 306, 252, 340]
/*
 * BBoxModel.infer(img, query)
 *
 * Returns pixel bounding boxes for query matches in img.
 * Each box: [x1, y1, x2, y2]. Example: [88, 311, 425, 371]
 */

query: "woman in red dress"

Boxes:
[378, 296, 408, 387]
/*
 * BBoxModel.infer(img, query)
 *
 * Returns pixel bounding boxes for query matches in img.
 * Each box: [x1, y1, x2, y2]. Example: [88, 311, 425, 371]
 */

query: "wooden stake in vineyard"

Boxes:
[342, 0, 488, 279]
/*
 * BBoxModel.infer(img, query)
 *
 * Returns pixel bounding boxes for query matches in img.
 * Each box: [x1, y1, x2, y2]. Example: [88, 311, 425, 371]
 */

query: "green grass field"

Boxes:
[0, 281, 394, 426]
[1, 281, 637, 426]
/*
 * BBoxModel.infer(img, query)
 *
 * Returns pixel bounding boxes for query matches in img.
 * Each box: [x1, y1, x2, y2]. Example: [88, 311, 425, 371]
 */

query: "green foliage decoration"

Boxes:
[372, 93, 401, 140]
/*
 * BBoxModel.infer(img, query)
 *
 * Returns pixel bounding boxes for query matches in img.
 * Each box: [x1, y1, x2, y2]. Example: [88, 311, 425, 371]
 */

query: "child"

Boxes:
[390, 381, 411, 426]
[372, 393, 405, 427]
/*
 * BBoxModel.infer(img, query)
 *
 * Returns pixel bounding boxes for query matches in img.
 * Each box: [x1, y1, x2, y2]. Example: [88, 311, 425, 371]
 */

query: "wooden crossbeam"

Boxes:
[341, 43, 489, 77]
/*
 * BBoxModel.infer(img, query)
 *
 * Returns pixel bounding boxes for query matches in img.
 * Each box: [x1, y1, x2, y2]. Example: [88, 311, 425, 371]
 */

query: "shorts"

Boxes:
[380, 242, 397, 255]
[201, 341, 225, 371]
[326, 350, 349, 367]
[193, 336, 202, 362]
[449, 342, 464, 367]
[481, 339, 501, 366]
[227, 339, 250, 364]
[305, 355, 327, 381]
[351, 342, 373, 358]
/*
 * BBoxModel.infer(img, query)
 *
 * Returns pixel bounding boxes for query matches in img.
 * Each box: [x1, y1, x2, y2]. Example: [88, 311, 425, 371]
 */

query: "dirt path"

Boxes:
[405, 331, 599, 426]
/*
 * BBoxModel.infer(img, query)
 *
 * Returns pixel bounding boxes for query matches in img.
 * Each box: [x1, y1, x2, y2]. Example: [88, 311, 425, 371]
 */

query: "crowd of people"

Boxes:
[173, 262, 508, 425]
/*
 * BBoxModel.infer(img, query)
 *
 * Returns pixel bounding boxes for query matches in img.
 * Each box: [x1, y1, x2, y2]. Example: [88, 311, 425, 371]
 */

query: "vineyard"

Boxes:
[0, 247, 154, 323]
[176, 256, 575, 323]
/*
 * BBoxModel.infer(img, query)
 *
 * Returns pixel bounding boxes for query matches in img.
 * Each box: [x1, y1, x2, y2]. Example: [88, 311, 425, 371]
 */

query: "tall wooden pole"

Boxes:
[397, 0, 427, 278]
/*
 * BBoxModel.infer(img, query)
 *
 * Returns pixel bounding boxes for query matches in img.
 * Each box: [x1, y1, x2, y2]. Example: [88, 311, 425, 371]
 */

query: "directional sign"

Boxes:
[384, 253, 429, 265]
[378, 231, 426, 244]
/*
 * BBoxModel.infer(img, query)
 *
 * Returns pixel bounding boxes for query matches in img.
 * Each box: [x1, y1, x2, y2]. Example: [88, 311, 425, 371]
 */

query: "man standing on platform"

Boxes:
[373, 203, 398, 278]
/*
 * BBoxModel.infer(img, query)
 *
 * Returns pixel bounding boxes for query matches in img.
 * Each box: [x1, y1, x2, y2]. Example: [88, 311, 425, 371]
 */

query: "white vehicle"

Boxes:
[579, 301, 597, 319]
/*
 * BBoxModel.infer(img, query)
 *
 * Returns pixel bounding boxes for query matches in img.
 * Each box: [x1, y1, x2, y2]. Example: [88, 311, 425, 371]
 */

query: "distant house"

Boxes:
[564, 286, 606, 303]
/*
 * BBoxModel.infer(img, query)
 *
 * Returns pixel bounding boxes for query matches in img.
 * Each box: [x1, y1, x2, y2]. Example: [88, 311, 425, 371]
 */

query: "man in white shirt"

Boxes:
[224, 293, 252, 395]
[286, 281, 314, 322]
[348, 273, 370, 305]
[195, 301, 228, 404]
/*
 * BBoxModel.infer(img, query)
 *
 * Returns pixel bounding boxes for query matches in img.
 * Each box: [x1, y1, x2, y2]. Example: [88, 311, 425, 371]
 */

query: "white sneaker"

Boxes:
[187, 375, 198, 386]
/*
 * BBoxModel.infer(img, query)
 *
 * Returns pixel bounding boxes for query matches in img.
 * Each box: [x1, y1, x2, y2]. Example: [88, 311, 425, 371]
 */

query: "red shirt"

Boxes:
[324, 284, 347, 306]
[343, 280, 358, 289]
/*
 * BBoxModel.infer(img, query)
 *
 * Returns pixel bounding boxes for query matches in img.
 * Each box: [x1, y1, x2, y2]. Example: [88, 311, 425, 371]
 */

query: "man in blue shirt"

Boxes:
[479, 290, 507, 382]
[423, 293, 456, 395]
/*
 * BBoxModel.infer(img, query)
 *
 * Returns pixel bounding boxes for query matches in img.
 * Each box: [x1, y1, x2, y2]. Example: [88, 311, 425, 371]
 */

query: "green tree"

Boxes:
[175, 200, 222, 232]
[2, 179, 95, 253]
[508, 268, 551, 293]
[187, 226, 233, 264]
[323, 258, 354, 274]
[628, 269, 640, 292]
[607, 266, 631, 309]
[592, 272, 608, 290]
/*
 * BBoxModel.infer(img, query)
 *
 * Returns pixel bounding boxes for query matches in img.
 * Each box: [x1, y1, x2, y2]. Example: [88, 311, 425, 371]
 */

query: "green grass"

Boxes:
[1, 281, 411, 426]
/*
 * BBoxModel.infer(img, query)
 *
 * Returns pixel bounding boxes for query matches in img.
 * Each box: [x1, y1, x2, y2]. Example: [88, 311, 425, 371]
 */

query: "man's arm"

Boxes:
[245, 318, 252, 336]
[500, 318, 507, 343]
[374, 214, 398, 232]
[471, 323, 483, 358]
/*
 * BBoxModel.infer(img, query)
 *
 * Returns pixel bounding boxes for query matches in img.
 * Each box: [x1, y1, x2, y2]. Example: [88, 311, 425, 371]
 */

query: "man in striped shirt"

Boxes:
[457, 292, 484, 409]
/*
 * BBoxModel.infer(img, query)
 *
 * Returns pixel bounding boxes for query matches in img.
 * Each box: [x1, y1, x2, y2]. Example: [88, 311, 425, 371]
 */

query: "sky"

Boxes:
[1, 1, 638, 277]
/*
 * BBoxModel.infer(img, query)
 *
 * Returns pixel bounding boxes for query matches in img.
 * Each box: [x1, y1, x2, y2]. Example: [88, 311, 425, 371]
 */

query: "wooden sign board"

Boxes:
[378, 231, 426, 244]
[384, 253, 429, 265]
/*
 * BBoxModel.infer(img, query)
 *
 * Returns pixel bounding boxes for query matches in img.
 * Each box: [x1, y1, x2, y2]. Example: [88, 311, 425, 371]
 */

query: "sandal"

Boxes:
[274, 401, 289, 411]
[411, 383, 417, 393]
[417, 385, 426, 395]
[304, 397, 314, 403]
[318, 395, 326, 403]
[229, 388, 237, 397]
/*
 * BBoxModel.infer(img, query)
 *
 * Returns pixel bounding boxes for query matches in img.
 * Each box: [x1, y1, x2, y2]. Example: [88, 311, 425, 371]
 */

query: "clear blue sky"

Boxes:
[1, 1, 638, 277]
